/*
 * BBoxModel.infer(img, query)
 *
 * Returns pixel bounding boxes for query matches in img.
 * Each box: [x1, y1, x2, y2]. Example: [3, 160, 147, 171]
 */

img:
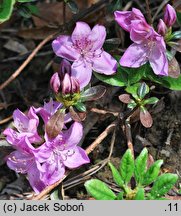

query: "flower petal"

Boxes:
[89, 24, 106, 50]
[13, 109, 29, 132]
[120, 43, 148, 67]
[6, 150, 31, 174]
[64, 122, 83, 149]
[71, 22, 91, 44]
[63, 146, 90, 169]
[149, 47, 168, 76]
[27, 162, 46, 193]
[71, 60, 92, 88]
[92, 51, 117, 75]
[41, 160, 65, 185]
[52, 35, 79, 61]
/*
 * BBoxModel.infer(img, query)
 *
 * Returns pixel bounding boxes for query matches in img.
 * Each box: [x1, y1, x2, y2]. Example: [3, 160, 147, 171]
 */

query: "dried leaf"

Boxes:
[45, 110, 65, 139]
[18, 27, 58, 40]
[118, 94, 131, 104]
[140, 108, 153, 128]
[4, 39, 28, 54]
[168, 57, 180, 78]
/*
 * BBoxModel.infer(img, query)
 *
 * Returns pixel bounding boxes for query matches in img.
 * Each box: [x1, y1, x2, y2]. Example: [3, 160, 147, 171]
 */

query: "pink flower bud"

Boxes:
[70, 76, 80, 94]
[62, 73, 80, 95]
[164, 4, 176, 27]
[157, 19, 167, 36]
[59, 59, 71, 79]
[50, 72, 61, 94]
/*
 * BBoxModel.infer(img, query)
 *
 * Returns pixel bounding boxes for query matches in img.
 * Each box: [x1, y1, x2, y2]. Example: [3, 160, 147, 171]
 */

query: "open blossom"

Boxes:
[36, 122, 90, 185]
[6, 137, 46, 193]
[3, 107, 42, 144]
[164, 4, 176, 28]
[52, 22, 117, 88]
[114, 10, 168, 76]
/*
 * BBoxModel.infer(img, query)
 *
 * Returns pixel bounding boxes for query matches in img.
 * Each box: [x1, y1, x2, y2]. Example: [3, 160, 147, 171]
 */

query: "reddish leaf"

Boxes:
[81, 85, 106, 102]
[69, 106, 86, 122]
[45, 110, 65, 139]
[118, 94, 132, 104]
[168, 57, 180, 78]
[140, 109, 153, 128]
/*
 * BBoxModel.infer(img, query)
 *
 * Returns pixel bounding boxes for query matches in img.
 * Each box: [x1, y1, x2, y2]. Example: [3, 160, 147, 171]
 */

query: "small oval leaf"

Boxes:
[80, 85, 106, 102]
[142, 160, 163, 186]
[150, 174, 178, 198]
[45, 110, 65, 139]
[108, 162, 124, 188]
[85, 179, 116, 200]
[140, 107, 153, 128]
[118, 94, 132, 104]
[168, 57, 180, 78]
[119, 149, 134, 184]
[134, 148, 148, 185]
[69, 106, 86, 122]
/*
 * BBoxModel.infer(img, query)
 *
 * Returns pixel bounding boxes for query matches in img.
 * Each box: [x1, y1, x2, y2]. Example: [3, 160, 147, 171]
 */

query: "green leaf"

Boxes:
[134, 188, 145, 200]
[108, 162, 124, 188]
[125, 83, 140, 100]
[17, 0, 37, 2]
[0, 0, 16, 23]
[142, 160, 163, 186]
[143, 97, 159, 105]
[116, 191, 124, 200]
[75, 102, 86, 112]
[170, 30, 181, 40]
[94, 58, 149, 87]
[84, 179, 116, 200]
[66, 0, 79, 14]
[137, 82, 149, 99]
[150, 174, 178, 198]
[93, 67, 126, 87]
[134, 148, 148, 185]
[145, 68, 181, 91]
[119, 149, 134, 184]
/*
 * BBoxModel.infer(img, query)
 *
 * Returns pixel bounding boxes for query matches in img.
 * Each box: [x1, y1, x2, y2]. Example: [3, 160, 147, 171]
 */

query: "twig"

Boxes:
[125, 118, 134, 159]
[90, 107, 119, 117]
[145, 0, 152, 24]
[0, 33, 57, 91]
[0, 115, 13, 125]
[85, 121, 117, 155]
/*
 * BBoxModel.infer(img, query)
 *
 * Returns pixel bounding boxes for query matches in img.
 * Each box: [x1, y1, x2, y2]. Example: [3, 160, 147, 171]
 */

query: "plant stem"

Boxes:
[145, 0, 152, 25]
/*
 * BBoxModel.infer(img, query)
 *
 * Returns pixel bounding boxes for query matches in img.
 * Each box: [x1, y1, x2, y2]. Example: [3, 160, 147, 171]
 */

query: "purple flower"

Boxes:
[164, 4, 176, 28]
[6, 137, 46, 193]
[157, 19, 167, 36]
[3, 107, 42, 144]
[114, 8, 145, 32]
[114, 7, 168, 76]
[52, 22, 117, 88]
[36, 122, 90, 185]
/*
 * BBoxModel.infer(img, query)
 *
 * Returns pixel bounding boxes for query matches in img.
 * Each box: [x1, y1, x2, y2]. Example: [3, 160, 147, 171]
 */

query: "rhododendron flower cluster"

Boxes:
[3, 100, 89, 193]
[114, 4, 177, 76]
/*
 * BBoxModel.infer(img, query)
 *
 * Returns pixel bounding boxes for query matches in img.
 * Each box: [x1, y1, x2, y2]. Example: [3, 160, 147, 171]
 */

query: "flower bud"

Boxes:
[59, 59, 71, 79]
[50, 72, 61, 94]
[157, 19, 167, 36]
[164, 4, 176, 28]
[62, 73, 80, 95]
